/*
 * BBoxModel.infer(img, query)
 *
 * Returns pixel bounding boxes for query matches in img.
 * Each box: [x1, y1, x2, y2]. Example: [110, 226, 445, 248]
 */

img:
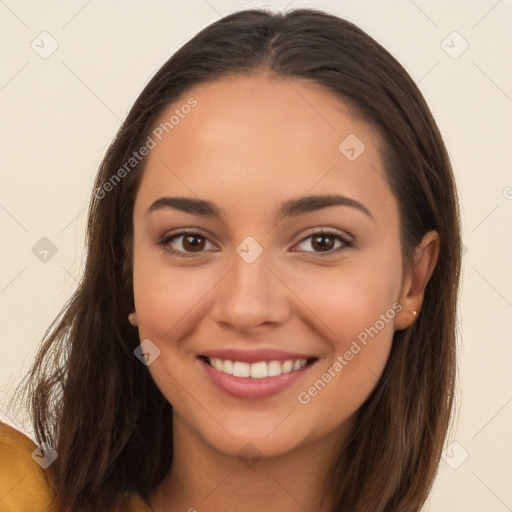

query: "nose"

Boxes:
[210, 249, 291, 333]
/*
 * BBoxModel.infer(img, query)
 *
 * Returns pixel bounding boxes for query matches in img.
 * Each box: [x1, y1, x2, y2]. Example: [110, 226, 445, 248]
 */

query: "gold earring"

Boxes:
[411, 310, 417, 317]
[128, 312, 138, 326]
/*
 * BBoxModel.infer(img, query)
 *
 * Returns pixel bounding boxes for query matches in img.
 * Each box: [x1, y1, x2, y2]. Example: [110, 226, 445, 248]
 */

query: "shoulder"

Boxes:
[120, 493, 153, 512]
[0, 420, 57, 511]
[0, 421, 152, 512]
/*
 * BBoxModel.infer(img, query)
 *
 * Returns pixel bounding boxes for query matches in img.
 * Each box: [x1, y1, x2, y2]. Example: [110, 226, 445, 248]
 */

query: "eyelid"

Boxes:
[158, 226, 354, 258]
[157, 228, 219, 258]
[295, 226, 354, 244]
[290, 227, 353, 255]
[160, 226, 213, 241]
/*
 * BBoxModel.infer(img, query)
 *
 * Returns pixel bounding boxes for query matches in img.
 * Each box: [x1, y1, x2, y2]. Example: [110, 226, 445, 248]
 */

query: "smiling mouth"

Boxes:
[199, 355, 318, 379]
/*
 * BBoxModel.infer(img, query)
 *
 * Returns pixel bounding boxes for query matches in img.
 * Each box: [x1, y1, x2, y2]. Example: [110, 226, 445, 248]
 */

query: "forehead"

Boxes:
[135, 73, 396, 221]
[154, 72, 368, 159]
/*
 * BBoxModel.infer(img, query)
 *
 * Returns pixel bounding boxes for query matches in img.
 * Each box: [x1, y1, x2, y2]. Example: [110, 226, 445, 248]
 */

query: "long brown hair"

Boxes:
[13, 8, 461, 511]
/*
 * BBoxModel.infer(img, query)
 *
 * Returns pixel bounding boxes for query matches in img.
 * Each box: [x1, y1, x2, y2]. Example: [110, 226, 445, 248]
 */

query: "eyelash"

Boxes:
[157, 229, 353, 258]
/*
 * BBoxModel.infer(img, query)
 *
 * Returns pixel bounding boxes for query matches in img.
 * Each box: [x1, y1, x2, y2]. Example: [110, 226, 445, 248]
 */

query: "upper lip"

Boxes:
[199, 348, 317, 364]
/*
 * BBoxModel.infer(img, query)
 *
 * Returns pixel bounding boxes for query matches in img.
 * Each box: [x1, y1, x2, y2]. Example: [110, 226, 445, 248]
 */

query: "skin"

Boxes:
[128, 72, 439, 512]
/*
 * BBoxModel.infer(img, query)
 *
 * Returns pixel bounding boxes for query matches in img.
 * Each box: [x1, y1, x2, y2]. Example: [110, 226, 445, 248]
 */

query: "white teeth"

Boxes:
[281, 360, 293, 373]
[223, 359, 234, 374]
[206, 357, 310, 378]
[267, 360, 282, 377]
[250, 361, 268, 379]
[232, 361, 250, 377]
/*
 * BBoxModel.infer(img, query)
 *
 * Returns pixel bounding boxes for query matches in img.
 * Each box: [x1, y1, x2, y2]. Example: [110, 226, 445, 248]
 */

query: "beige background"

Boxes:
[1, 1, 511, 510]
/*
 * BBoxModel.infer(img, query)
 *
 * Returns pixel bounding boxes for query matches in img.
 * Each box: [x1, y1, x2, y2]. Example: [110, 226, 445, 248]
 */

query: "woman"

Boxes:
[1, 7, 461, 512]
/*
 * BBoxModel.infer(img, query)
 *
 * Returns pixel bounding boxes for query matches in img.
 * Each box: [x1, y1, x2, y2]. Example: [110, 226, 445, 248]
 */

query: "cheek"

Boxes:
[133, 262, 215, 341]
[291, 255, 401, 412]
[295, 254, 401, 345]
[131, 232, 211, 336]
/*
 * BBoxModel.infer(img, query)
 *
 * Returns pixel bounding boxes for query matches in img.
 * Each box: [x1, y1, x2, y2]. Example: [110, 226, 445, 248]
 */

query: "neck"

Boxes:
[149, 415, 352, 512]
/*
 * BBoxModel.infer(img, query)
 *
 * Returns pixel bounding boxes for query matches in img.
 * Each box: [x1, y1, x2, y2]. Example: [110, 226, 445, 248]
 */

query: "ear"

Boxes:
[128, 312, 138, 327]
[395, 230, 440, 330]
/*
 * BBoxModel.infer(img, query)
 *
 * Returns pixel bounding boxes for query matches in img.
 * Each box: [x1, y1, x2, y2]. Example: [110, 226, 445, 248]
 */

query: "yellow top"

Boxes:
[0, 421, 151, 512]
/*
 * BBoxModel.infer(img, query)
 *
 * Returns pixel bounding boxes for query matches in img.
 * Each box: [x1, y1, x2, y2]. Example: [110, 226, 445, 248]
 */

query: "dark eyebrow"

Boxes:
[147, 197, 223, 217]
[277, 194, 374, 220]
[146, 194, 374, 221]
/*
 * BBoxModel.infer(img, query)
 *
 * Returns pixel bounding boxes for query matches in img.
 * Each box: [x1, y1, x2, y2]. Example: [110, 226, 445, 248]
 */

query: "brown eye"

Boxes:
[158, 230, 216, 257]
[311, 234, 336, 252]
[182, 234, 206, 252]
[293, 230, 352, 256]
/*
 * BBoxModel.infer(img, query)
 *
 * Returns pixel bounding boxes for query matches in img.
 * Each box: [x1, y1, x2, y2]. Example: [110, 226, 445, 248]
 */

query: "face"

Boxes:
[130, 73, 410, 460]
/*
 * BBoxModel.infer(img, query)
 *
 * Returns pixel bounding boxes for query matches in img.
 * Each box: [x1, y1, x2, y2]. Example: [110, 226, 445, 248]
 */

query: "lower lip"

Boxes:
[198, 358, 316, 400]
